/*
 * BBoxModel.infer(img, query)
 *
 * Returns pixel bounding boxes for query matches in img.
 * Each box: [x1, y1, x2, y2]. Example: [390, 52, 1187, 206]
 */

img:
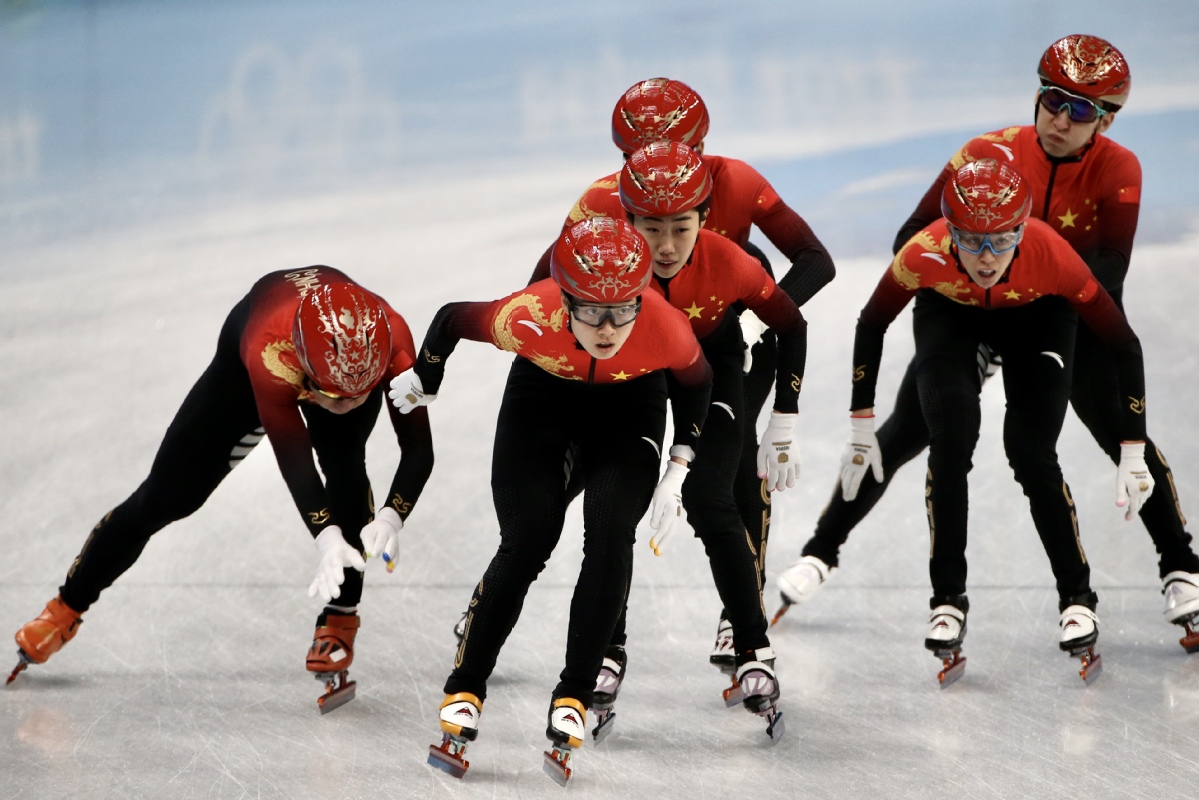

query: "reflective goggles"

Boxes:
[568, 296, 642, 328]
[949, 224, 1023, 256]
[1038, 85, 1108, 124]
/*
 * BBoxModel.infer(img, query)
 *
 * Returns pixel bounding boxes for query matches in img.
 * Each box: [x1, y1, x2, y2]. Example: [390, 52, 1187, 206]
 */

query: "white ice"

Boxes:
[3, 2, 1199, 798]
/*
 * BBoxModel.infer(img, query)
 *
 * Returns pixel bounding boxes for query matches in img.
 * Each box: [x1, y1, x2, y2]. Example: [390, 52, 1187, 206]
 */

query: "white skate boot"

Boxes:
[924, 605, 967, 687]
[452, 610, 468, 643]
[709, 617, 735, 672]
[771, 555, 834, 625]
[428, 692, 482, 779]
[733, 647, 784, 742]
[1059, 605, 1102, 684]
[543, 697, 586, 786]
[590, 645, 626, 744]
[1163, 571, 1199, 653]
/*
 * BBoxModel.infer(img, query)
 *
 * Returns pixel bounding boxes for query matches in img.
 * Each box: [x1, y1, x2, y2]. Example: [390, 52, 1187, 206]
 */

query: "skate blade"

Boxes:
[591, 707, 615, 745]
[1178, 620, 1199, 654]
[769, 600, 792, 627]
[6, 651, 33, 686]
[427, 742, 469, 779]
[315, 672, 356, 715]
[722, 676, 744, 708]
[1069, 647, 1103, 685]
[542, 747, 573, 786]
[762, 708, 785, 743]
[935, 651, 966, 689]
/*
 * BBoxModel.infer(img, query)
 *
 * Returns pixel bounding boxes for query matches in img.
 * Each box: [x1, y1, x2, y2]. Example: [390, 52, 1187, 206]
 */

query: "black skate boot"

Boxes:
[543, 696, 586, 786]
[590, 645, 626, 744]
[925, 595, 968, 688]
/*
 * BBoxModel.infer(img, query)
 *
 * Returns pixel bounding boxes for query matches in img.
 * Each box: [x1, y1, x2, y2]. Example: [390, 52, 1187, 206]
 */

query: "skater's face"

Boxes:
[633, 210, 706, 279]
[1035, 85, 1115, 158]
[562, 294, 638, 359]
[304, 382, 371, 414]
[953, 227, 1019, 290]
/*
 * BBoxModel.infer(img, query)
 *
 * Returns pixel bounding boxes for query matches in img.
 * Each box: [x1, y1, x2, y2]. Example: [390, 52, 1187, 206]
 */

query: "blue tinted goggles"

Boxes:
[949, 224, 1023, 256]
[1038, 85, 1108, 124]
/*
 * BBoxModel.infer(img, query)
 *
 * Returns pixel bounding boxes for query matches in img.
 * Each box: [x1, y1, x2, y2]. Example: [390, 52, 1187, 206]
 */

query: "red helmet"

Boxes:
[611, 77, 710, 154]
[618, 141, 712, 217]
[293, 282, 392, 397]
[549, 216, 651, 303]
[941, 158, 1032, 233]
[1038, 34, 1130, 109]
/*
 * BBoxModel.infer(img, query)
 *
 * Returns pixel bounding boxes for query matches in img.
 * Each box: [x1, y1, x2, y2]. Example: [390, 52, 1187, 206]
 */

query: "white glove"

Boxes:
[840, 415, 884, 501]
[739, 310, 769, 374]
[1116, 441, 1155, 521]
[388, 368, 436, 414]
[359, 506, 403, 573]
[756, 411, 800, 492]
[307, 526, 367, 603]
[648, 460, 689, 556]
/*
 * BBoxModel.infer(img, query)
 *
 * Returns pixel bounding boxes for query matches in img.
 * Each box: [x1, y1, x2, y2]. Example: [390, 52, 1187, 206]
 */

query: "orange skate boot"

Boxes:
[306, 610, 359, 714]
[9, 595, 84, 684]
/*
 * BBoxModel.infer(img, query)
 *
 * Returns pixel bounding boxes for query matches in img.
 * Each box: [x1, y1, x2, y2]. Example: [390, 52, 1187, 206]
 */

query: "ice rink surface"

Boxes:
[3, 1, 1199, 797]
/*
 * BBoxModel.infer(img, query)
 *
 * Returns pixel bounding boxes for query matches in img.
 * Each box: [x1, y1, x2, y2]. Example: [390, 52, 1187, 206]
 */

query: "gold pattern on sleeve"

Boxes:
[852, 365, 866, 382]
[1130, 396, 1146, 414]
[492, 294, 565, 352]
[530, 353, 579, 379]
[262, 341, 306, 389]
[308, 508, 332, 525]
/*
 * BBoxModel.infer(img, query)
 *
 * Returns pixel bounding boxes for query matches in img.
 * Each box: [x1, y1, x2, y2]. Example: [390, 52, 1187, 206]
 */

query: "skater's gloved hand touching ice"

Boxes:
[388, 368, 436, 414]
[840, 413, 884, 501]
[649, 450, 690, 556]
[739, 310, 768, 374]
[757, 411, 799, 492]
[359, 507, 402, 573]
[1116, 440, 1155, 521]
[308, 526, 367, 602]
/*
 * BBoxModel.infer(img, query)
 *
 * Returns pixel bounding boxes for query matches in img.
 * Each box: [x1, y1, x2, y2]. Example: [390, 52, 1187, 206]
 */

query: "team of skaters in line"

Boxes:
[10, 33, 1199, 783]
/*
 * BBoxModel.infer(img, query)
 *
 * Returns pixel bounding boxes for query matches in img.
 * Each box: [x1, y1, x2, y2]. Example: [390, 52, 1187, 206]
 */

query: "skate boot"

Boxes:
[1059, 604, 1102, 685]
[590, 644, 626, 744]
[9, 595, 83, 684]
[306, 610, 359, 713]
[428, 692, 482, 779]
[452, 610, 468, 643]
[709, 616, 735, 672]
[924, 602, 967, 688]
[771, 555, 834, 625]
[1162, 571, 1199, 653]
[732, 647, 784, 742]
[543, 696, 586, 786]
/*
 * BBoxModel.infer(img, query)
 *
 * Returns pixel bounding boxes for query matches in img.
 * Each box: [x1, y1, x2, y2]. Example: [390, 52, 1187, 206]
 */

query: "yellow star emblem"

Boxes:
[1004, 289, 1022, 300]
[610, 370, 631, 381]
[684, 302, 704, 319]
[1058, 209, 1078, 228]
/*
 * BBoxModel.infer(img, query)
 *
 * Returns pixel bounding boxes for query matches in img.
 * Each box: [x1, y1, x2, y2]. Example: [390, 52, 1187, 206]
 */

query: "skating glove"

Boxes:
[388, 368, 436, 415]
[756, 411, 800, 492]
[840, 415, 884, 501]
[1116, 441, 1155, 521]
[649, 459, 689, 556]
[739, 310, 768, 374]
[308, 526, 367, 603]
[359, 506, 402, 573]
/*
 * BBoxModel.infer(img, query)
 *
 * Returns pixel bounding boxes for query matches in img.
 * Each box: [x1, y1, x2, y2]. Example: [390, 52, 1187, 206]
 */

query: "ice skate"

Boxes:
[771, 555, 834, 626]
[590, 645, 626, 744]
[9, 595, 83, 685]
[730, 647, 784, 742]
[452, 609, 468, 643]
[306, 610, 359, 713]
[428, 692, 482, 779]
[709, 616, 735, 671]
[1162, 571, 1199, 653]
[1059, 605, 1102, 684]
[542, 696, 586, 786]
[924, 605, 967, 687]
